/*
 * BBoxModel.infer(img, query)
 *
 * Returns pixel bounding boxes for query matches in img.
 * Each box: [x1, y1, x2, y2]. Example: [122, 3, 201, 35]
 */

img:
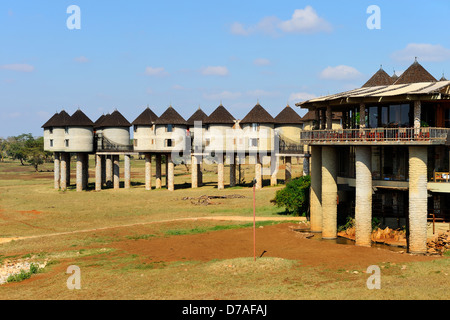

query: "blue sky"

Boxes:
[1, 0, 450, 137]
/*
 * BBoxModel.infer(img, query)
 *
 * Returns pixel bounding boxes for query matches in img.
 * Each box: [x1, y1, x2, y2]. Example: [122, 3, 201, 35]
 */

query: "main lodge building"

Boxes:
[297, 59, 450, 254]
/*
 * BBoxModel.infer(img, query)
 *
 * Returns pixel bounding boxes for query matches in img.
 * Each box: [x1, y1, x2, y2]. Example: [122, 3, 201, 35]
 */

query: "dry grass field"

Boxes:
[0, 156, 449, 300]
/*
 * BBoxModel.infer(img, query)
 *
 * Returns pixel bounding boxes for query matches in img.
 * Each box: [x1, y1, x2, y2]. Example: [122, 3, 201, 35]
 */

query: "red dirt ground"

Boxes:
[110, 223, 439, 269]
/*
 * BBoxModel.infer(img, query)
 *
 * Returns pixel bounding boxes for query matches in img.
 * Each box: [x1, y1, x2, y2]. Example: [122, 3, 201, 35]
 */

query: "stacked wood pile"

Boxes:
[427, 231, 450, 255]
[338, 226, 406, 244]
[182, 194, 245, 206]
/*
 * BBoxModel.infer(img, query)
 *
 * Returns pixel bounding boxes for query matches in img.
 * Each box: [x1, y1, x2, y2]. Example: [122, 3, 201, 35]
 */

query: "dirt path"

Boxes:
[109, 223, 439, 269]
[0, 216, 306, 244]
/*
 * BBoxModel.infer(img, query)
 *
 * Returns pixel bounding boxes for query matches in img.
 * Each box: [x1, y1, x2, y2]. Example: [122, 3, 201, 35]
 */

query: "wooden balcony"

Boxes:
[300, 127, 450, 145]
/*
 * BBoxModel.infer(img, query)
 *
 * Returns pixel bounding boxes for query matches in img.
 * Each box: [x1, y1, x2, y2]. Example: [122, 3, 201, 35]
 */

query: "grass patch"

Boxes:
[7, 263, 40, 283]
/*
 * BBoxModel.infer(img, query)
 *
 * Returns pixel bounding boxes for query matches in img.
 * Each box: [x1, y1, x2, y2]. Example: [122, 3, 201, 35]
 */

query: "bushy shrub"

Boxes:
[271, 176, 311, 216]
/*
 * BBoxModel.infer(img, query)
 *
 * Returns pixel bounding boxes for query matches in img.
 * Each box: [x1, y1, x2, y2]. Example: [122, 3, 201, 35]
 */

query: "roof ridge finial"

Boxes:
[414, 56, 418, 64]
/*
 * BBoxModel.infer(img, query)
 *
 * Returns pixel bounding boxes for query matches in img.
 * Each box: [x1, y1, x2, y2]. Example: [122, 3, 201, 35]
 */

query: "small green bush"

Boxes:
[7, 263, 40, 283]
[271, 176, 311, 216]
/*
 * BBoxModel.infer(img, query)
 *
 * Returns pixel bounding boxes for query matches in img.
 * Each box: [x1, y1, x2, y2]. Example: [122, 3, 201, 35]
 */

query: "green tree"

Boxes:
[24, 136, 46, 172]
[7, 134, 32, 165]
[271, 176, 311, 216]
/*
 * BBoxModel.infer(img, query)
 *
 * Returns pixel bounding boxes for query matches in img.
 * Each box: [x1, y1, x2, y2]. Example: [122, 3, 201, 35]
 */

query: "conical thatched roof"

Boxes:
[393, 59, 437, 84]
[94, 114, 106, 129]
[154, 106, 187, 125]
[68, 109, 94, 127]
[42, 112, 61, 128]
[132, 107, 159, 126]
[204, 104, 235, 124]
[187, 107, 208, 126]
[240, 103, 275, 124]
[362, 67, 394, 87]
[97, 110, 131, 127]
[274, 105, 303, 124]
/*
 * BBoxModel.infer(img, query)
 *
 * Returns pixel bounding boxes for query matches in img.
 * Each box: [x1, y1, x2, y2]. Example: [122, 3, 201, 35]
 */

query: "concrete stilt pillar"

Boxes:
[270, 155, 278, 187]
[95, 154, 102, 191]
[113, 155, 120, 190]
[303, 155, 310, 176]
[124, 154, 131, 189]
[60, 153, 67, 191]
[310, 146, 322, 232]
[198, 162, 203, 187]
[218, 156, 224, 190]
[82, 154, 89, 190]
[355, 146, 372, 247]
[255, 156, 262, 190]
[322, 146, 337, 239]
[165, 155, 169, 188]
[167, 153, 174, 191]
[145, 153, 152, 191]
[76, 153, 84, 192]
[106, 155, 113, 188]
[230, 155, 236, 187]
[54, 152, 60, 189]
[101, 155, 106, 186]
[285, 156, 292, 183]
[155, 154, 162, 189]
[191, 155, 198, 189]
[66, 154, 71, 186]
[408, 146, 428, 254]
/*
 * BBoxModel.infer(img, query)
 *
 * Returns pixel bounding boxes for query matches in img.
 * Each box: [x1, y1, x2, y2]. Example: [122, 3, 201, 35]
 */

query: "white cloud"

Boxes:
[145, 66, 168, 76]
[230, 7, 331, 36]
[172, 84, 185, 90]
[203, 91, 242, 100]
[320, 65, 362, 80]
[279, 6, 332, 34]
[74, 56, 89, 63]
[201, 66, 229, 76]
[289, 92, 317, 103]
[0, 64, 35, 72]
[253, 58, 271, 66]
[391, 43, 450, 62]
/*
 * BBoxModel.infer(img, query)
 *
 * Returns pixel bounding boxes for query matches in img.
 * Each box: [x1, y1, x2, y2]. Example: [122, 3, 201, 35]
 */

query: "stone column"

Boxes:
[191, 154, 198, 189]
[155, 154, 162, 189]
[82, 154, 89, 190]
[145, 153, 152, 191]
[76, 153, 83, 192]
[54, 152, 60, 189]
[408, 146, 428, 254]
[66, 154, 71, 186]
[218, 156, 224, 190]
[113, 155, 120, 190]
[314, 109, 320, 130]
[198, 161, 203, 187]
[255, 155, 262, 190]
[355, 146, 372, 247]
[360, 103, 366, 129]
[303, 155, 310, 176]
[167, 153, 174, 191]
[60, 153, 67, 191]
[165, 155, 169, 188]
[285, 156, 292, 183]
[101, 155, 106, 186]
[124, 154, 131, 189]
[106, 155, 113, 188]
[320, 109, 326, 130]
[310, 146, 322, 232]
[326, 106, 332, 130]
[322, 147, 337, 239]
[95, 154, 102, 191]
[270, 155, 278, 186]
[230, 155, 236, 187]
[414, 101, 421, 132]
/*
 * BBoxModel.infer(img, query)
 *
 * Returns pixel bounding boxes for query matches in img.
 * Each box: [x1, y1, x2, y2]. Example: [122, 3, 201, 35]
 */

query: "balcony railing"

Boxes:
[97, 135, 133, 152]
[300, 127, 450, 145]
